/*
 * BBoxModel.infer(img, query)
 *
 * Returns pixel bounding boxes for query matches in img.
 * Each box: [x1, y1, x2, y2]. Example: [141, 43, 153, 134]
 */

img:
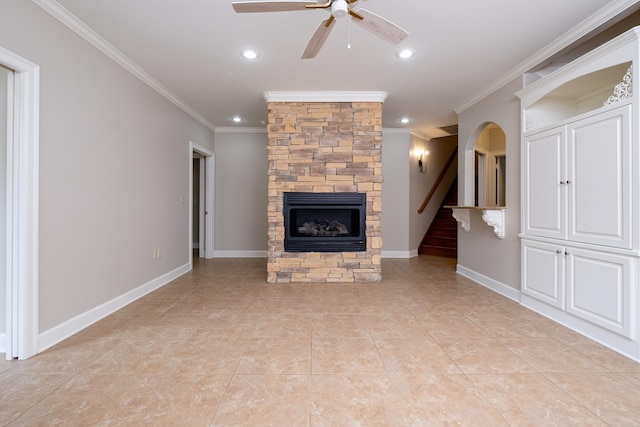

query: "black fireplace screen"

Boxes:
[283, 192, 366, 252]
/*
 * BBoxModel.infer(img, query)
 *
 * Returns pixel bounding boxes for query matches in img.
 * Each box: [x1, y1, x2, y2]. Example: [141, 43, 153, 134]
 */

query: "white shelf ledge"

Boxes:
[447, 206, 506, 239]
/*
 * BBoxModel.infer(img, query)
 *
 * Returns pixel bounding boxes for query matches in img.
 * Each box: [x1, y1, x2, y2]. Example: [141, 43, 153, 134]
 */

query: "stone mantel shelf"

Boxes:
[445, 206, 506, 239]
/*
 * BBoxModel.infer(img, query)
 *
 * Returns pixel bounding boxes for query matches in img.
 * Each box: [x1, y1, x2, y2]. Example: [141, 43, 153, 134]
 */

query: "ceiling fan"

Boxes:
[231, 0, 409, 59]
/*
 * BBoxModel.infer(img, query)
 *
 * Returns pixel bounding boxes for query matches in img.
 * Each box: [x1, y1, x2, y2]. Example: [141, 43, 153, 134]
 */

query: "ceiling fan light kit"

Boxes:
[231, 0, 409, 58]
[331, 0, 349, 19]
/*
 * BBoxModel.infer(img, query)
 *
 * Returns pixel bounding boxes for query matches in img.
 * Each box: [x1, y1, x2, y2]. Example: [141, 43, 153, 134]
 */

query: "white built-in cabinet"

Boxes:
[517, 27, 640, 361]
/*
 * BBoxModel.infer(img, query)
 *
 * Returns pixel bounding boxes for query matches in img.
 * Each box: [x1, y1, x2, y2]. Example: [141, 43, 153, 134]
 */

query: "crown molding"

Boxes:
[263, 91, 389, 103]
[409, 130, 433, 141]
[382, 128, 433, 141]
[32, 0, 217, 132]
[214, 127, 267, 134]
[382, 128, 412, 135]
[454, 0, 640, 114]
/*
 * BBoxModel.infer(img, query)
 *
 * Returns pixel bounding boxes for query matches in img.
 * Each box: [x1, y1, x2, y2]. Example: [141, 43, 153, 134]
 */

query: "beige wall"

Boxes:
[213, 129, 268, 256]
[457, 78, 523, 292]
[0, 0, 215, 336]
[381, 130, 411, 253]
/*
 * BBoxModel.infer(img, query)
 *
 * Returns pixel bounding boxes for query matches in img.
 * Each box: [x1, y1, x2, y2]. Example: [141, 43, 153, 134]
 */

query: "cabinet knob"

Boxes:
[560, 181, 565, 185]
[566, 180, 572, 184]
[556, 250, 562, 254]
[565, 251, 569, 256]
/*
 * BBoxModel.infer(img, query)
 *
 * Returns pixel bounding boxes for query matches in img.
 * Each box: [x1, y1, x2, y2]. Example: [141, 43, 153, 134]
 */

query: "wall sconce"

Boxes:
[418, 150, 429, 173]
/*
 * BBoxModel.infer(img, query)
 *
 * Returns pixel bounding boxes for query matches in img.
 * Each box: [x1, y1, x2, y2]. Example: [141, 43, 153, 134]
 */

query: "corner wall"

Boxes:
[457, 77, 523, 294]
[213, 129, 268, 257]
[0, 1, 215, 342]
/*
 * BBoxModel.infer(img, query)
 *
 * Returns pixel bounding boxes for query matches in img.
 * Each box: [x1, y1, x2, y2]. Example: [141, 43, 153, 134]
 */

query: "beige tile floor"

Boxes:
[1, 256, 640, 426]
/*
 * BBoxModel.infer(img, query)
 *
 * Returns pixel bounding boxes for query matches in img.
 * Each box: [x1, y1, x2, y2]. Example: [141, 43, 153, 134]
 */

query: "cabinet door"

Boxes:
[523, 127, 567, 239]
[566, 247, 635, 339]
[522, 240, 564, 309]
[567, 105, 632, 249]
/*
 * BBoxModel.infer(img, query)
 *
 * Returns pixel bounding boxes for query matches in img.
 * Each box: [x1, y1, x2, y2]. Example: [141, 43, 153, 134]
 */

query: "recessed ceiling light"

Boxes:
[232, 116, 243, 123]
[242, 50, 259, 60]
[399, 117, 410, 124]
[396, 48, 415, 59]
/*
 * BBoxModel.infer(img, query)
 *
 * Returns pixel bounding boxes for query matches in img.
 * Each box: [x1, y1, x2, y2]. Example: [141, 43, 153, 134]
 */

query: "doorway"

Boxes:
[0, 64, 10, 356]
[190, 142, 214, 263]
[1, 46, 39, 360]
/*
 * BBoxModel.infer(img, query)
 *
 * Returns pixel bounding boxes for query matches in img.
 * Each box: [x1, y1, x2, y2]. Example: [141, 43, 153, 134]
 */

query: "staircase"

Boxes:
[418, 179, 458, 258]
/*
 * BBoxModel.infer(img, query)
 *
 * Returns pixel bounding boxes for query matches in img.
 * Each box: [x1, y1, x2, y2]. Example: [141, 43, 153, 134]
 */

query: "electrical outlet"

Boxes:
[153, 249, 161, 260]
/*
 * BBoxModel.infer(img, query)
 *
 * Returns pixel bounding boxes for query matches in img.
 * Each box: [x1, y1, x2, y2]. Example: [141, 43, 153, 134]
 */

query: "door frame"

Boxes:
[1, 47, 39, 360]
[474, 148, 487, 206]
[189, 142, 214, 263]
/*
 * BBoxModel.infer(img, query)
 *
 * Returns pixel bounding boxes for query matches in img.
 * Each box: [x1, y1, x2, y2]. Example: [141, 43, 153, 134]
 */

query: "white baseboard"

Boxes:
[213, 250, 420, 259]
[213, 250, 267, 258]
[456, 264, 521, 302]
[37, 263, 191, 353]
[381, 250, 416, 258]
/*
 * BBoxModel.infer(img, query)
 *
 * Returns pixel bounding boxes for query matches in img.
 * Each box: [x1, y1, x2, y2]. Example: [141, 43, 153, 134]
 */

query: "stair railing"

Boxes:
[417, 149, 458, 214]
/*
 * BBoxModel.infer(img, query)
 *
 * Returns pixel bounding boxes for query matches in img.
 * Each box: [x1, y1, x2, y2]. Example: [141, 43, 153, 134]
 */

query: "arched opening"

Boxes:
[472, 123, 506, 207]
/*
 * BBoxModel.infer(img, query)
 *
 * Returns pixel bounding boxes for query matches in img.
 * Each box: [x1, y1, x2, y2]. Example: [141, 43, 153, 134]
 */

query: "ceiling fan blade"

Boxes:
[301, 17, 336, 59]
[305, 0, 333, 9]
[232, 1, 318, 13]
[352, 8, 409, 45]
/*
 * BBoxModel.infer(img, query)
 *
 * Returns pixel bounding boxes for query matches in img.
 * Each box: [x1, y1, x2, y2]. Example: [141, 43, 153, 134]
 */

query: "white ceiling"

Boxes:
[43, 0, 639, 138]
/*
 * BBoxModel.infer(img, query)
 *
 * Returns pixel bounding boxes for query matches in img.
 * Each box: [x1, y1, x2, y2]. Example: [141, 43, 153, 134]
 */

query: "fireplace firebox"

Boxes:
[283, 192, 366, 252]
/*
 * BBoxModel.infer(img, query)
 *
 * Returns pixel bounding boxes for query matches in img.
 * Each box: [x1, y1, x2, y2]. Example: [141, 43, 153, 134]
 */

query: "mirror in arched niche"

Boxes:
[473, 123, 506, 207]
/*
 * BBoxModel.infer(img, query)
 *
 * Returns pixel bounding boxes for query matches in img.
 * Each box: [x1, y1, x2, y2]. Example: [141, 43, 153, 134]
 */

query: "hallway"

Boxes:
[1, 256, 639, 425]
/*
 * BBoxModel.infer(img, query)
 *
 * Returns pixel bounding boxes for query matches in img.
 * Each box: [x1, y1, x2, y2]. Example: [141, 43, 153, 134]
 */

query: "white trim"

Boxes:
[454, 0, 640, 114]
[263, 91, 389, 103]
[198, 157, 205, 258]
[38, 263, 190, 353]
[522, 294, 640, 362]
[381, 250, 415, 259]
[0, 47, 39, 360]
[32, 0, 216, 132]
[382, 128, 433, 142]
[0, 333, 5, 353]
[189, 142, 215, 263]
[456, 264, 521, 302]
[214, 250, 267, 258]
[382, 128, 411, 135]
[215, 127, 267, 134]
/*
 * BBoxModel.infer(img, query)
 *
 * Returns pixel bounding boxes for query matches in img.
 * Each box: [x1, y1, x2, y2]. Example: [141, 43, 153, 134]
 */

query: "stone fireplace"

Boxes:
[265, 92, 385, 283]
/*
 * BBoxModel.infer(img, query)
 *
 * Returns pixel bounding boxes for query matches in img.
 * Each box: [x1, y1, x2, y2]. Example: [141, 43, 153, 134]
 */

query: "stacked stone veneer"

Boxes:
[266, 101, 383, 283]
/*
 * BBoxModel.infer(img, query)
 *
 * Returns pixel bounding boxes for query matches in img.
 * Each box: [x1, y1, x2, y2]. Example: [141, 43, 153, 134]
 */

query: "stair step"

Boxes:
[431, 218, 457, 229]
[427, 227, 457, 238]
[436, 209, 454, 218]
[419, 245, 457, 258]
[422, 236, 457, 248]
[419, 176, 458, 259]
